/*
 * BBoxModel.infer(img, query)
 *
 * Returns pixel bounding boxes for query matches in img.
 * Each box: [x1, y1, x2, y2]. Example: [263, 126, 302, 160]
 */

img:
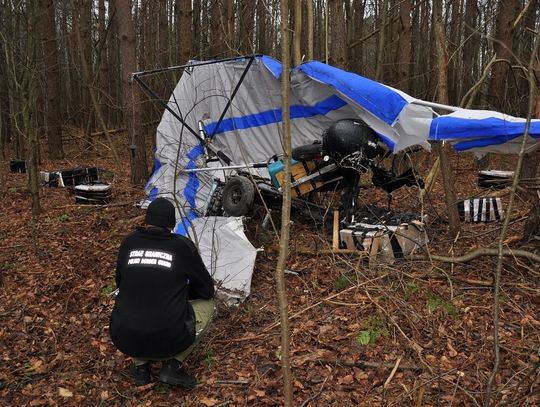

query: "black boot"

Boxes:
[157, 359, 197, 389]
[129, 362, 152, 386]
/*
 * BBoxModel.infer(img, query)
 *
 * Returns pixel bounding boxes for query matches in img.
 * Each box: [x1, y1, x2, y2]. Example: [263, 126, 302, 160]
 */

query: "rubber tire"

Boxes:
[221, 176, 255, 216]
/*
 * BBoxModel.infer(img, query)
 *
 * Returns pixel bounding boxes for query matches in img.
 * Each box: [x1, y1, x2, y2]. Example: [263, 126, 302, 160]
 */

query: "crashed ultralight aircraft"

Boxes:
[134, 55, 540, 304]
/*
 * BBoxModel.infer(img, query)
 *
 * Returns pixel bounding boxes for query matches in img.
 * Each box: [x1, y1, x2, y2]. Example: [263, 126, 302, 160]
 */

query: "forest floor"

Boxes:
[1, 139, 540, 406]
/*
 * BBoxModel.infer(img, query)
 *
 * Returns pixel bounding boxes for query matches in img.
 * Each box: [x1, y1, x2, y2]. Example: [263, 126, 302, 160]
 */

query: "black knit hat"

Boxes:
[145, 198, 176, 228]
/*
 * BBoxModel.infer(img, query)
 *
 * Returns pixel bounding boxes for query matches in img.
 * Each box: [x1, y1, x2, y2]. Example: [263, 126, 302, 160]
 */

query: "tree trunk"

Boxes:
[306, 0, 314, 60]
[514, 0, 539, 116]
[226, 0, 235, 55]
[447, 0, 461, 105]
[375, 0, 388, 81]
[293, 0, 302, 65]
[60, 2, 77, 126]
[143, 0, 157, 66]
[209, 0, 222, 57]
[97, 0, 109, 125]
[0, 29, 12, 157]
[487, 0, 520, 111]
[277, 1, 294, 404]
[238, 0, 255, 54]
[395, 0, 411, 92]
[522, 46, 540, 239]
[38, 0, 65, 160]
[114, 0, 148, 185]
[257, 0, 268, 55]
[78, 0, 94, 131]
[158, 0, 169, 67]
[461, 0, 479, 105]
[434, 0, 461, 238]
[193, 0, 202, 56]
[329, 0, 347, 69]
[349, 0, 366, 74]
[177, 0, 192, 64]
[108, 1, 123, 126]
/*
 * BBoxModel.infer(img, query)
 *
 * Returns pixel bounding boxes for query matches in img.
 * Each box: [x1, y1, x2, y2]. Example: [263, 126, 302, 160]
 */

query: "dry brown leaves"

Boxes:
[0, 147, 539, 406]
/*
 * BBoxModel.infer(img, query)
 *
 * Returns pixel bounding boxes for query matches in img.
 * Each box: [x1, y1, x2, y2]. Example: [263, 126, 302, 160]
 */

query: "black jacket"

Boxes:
[109, 227, 214, 359]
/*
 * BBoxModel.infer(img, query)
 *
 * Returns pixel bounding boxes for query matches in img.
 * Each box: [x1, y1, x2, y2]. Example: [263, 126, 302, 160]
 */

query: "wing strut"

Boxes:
[132, 55, 259, 148]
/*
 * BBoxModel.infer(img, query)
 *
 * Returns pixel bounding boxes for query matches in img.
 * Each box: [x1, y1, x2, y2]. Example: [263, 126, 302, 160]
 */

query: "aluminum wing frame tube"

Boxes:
[132, 55, 260, 148]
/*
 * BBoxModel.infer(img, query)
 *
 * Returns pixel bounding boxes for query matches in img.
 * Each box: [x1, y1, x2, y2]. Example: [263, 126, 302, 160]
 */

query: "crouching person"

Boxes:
[109, 198, 215, 389]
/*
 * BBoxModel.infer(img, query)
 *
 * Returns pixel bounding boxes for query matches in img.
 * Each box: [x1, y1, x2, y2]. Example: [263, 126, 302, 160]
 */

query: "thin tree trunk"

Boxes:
[38, 0, 65, 160]
[209, 0, 222, 57]
[193, 0, 202, 56]
[226, 0, 235, 55]
[109, 2, 123, 126]
[114, 0, 148, 184]
[277, 0, 293, 404]
[329, 0, 347, 69]
[447, 0, 461, 105]
[350, 0, 365, 74]
[72, 0, 120, 166]
[0, 11, 12, 157]
[293, 0, 302, 65]
[177, 0, 192, 63]
[461, 0, 479, 105]
[78, 0, 94, 131]
[256, 0, 267, 54]
[158, 0, 169, 66]
[144, 0, 157, 66]
[306, 0, 314, 60]
[434, 0, 460, 238]
[522, 45, 540, 238]
[201, 0, 210, 56]
[485, 27, 540, 406]
[238, 0, 255, 54]
[61, 2, 77, 125]
[97, 0, 109, 124]
[375, 0, 388, 81]
[395, 0, 411, 92]
[487, 0, 520, 112]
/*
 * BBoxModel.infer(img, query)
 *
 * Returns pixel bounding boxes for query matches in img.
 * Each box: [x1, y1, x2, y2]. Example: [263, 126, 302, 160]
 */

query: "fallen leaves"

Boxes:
[199, 396, 219, 406]
[337, 374, 354, 385]
[1, 153, 540, 406]
[58, 387, 73, 398]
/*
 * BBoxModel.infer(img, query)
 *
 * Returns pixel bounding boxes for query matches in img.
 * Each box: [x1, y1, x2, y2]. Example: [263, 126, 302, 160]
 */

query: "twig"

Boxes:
[319, 359, 423, 372]
[0, 243, 31, 250]
[409, 248, 540, 264]
[215, 380, 249, 385]
[51, 201, 137, 211]
[295, 248, 368, 256]
[300, 376, 328, 407]
[384, 356, 403, 389]
[298, 246, 540, 264]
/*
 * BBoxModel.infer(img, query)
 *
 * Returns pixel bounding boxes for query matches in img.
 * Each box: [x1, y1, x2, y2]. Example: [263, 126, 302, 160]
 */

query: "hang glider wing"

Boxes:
[135, 55, 540, 304]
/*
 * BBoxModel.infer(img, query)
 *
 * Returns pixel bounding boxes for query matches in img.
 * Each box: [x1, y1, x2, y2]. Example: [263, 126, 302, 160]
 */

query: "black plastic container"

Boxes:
[10, 159, 26, 173]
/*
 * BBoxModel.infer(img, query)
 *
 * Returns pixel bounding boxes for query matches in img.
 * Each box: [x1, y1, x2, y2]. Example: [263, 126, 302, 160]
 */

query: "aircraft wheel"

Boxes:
[221, 176, 255, 216]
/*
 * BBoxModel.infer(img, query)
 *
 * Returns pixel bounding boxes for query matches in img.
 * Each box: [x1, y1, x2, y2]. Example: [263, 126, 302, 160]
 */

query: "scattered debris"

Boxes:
[457, 197, 504, 223]
[478, 170, 514, 189]
[74, 182, 112, 204]
[39, 167, 112, 187]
